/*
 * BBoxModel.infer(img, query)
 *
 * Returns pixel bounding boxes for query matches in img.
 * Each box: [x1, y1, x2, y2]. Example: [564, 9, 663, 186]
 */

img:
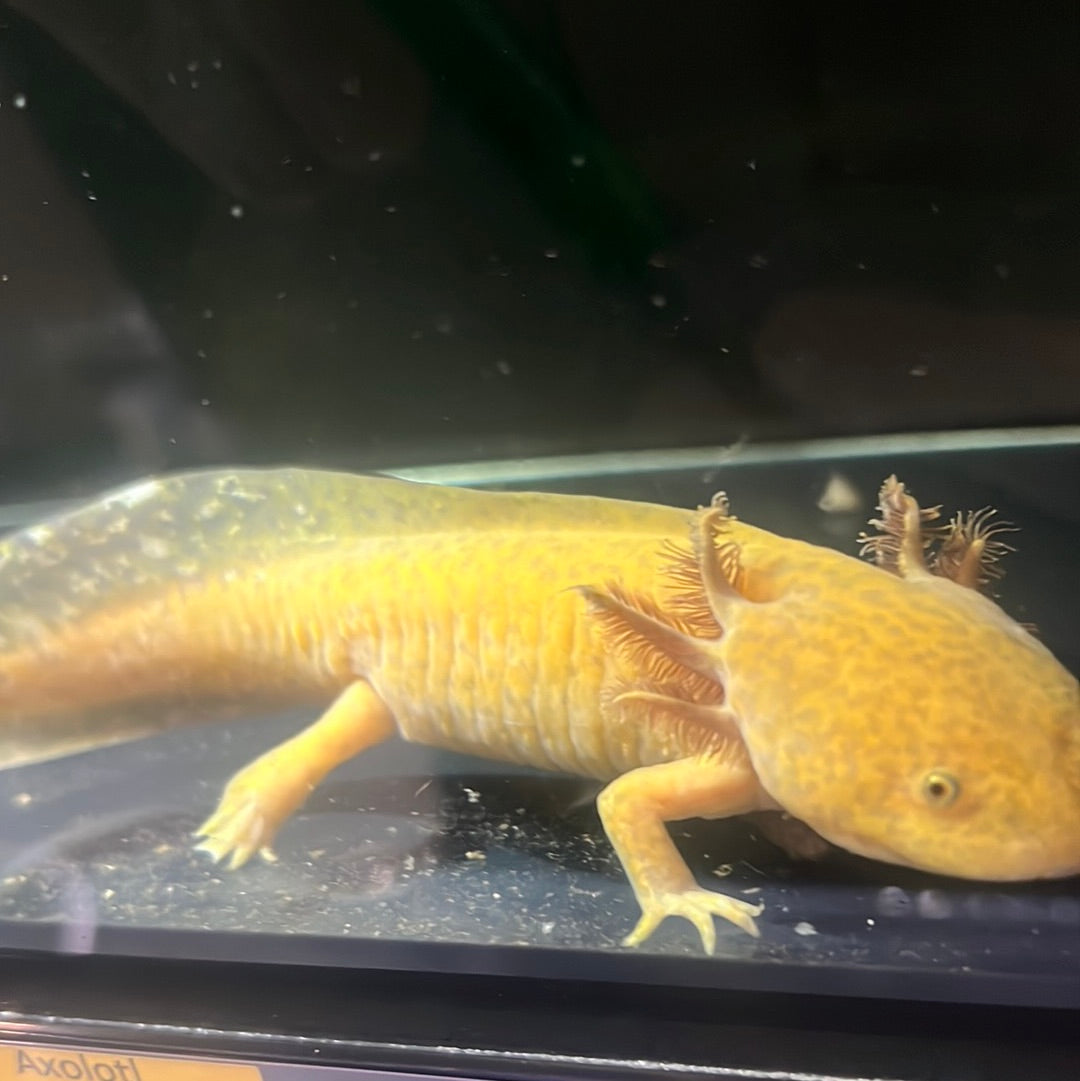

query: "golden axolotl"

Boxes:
[0, 468, 1077, 953]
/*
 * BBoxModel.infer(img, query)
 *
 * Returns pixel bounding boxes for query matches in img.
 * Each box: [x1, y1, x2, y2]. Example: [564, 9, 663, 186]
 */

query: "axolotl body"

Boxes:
[0, 467, 1077, 952]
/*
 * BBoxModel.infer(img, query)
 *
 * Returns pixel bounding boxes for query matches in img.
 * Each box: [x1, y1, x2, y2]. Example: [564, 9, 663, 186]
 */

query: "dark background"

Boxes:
[1, 1, 1078, 501]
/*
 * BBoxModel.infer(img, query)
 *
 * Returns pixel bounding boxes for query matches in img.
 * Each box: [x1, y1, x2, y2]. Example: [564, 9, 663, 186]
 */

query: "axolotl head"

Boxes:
[588, 481, 1080, 884]
[732, 556, 1080, 884]
[719, 480, 1080, 884]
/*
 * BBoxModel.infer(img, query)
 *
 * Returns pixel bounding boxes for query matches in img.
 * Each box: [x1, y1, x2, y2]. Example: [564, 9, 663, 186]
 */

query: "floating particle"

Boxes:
[817, 472, 862, 514]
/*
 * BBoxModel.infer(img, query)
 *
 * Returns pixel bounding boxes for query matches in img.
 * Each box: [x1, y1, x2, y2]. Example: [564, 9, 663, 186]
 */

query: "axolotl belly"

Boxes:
[1, 468, 1077, 952]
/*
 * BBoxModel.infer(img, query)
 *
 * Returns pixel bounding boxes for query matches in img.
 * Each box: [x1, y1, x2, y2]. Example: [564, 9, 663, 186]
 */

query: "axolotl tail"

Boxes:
[0, 467, 408, 767]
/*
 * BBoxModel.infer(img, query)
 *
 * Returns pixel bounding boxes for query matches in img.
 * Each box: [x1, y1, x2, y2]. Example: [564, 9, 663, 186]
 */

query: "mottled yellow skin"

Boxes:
[1, 467, 1077, 954]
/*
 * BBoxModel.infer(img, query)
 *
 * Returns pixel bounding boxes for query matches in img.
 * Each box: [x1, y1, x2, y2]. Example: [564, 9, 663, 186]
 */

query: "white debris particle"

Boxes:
[384, 204, 397, 214]
[649, 293, 668, 308]
[13, 93, 27, 109]
[495, 359, 512, 375]
[464, 850, 486, 861]
[909, 363, 929, 377]
[541, 921, 555, 934]
[570, 153, 586, 167]
[10, 792, 32, 808]
[817, 472, 862, 514]
[367, 149, 383, 162]
[229, 203, 245, 219]
[463, 787, 480, 804]
[746, 158, 756, 170]
[200, 398, 210, 406]
[748, 253, 769, 269]
[187, 60, 200, 72]
[711, 864, 733, 878]
[0, 274, 8, 283]
[994, 263, 1010, 280]
[794, 921, 818, 936]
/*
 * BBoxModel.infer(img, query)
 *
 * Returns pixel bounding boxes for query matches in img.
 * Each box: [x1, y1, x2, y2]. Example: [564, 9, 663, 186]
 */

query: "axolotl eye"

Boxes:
[918, 769, 961, 808]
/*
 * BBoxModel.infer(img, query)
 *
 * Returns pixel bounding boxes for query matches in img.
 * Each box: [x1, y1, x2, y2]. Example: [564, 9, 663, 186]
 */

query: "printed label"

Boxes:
[1, 1045, 261, 1081]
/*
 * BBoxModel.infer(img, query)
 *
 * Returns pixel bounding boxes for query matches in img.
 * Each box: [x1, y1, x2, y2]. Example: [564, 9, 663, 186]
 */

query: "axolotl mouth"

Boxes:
[816, 825, 912, 871]
[826, 823, 1080, 883]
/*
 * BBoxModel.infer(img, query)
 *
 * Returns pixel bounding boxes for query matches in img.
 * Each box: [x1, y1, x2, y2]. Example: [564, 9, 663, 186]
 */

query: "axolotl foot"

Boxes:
[194, 680, 398, 870]
[193, 747, 314, 869]
[624, 888, 765, 955]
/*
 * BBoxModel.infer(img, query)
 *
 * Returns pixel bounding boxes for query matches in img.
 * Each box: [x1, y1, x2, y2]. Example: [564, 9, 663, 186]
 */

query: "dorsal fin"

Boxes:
[0, 466, 692, 653]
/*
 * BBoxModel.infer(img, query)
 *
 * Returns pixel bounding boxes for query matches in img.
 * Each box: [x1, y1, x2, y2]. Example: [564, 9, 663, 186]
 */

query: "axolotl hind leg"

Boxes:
[598, 748, 767, 954]
[194, 680, 397, 868]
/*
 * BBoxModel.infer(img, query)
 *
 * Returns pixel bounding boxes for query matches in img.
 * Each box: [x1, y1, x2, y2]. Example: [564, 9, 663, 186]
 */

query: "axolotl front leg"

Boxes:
[195, 680, 396, 867]
[597, 748, 767, 953]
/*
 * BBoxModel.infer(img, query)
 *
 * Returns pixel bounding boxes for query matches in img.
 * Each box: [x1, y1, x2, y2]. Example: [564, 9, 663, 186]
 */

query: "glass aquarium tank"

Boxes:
[0, 3, 1077, 1079]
